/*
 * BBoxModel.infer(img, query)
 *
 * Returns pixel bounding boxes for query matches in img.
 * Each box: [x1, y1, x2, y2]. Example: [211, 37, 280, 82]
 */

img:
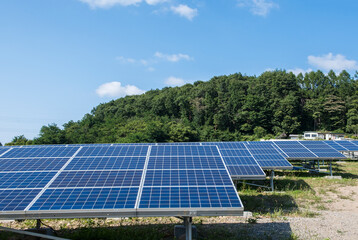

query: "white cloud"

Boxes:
[308, 53, 358, 72]
[116, 56, 137, 64]
[96, 81, 145, 98]
[165, 76, 186, 86]
[238, 0, 278, 17]
[154, 52, 192, 62]
[145, 0, 167, 5]
[79, 0, 142, 8]
[171, 4, 198, 20]
[287, 68, 313, 75]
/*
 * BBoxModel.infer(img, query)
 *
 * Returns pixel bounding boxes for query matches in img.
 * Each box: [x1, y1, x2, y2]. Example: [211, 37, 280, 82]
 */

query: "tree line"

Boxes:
[6, 70, 358, 145]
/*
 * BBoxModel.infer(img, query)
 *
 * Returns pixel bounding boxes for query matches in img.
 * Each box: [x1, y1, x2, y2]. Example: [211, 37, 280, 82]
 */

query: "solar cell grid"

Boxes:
[146, 156, 225, 170]
[139, 186, 241, 209]
[144, 169, 232, 186]
[223, 156, 258, 166]
[50, 170, 143, 188]
[226, 166, 266, 177]
[150, 145, 220, 156]
[0, 189, 41, 211]
[0, 158, 69, 172]
[30, 187, 138, 210]
[2, 146, 80, 158]
[0, 172, 56, 189]
[334, 141, 358, 151]
[202, 142, 246, 149]
[77, 146, 149, 157]
[323, 141, 348, 151]
[220, 149, 251, 157]
[65, 156, 146, 170]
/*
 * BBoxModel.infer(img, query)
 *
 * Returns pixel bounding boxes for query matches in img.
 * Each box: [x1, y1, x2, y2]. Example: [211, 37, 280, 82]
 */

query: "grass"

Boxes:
[0, 162, 357, 240]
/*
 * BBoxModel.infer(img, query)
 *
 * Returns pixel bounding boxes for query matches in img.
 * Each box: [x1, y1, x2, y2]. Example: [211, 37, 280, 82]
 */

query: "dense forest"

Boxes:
[6, 70, 358, 145]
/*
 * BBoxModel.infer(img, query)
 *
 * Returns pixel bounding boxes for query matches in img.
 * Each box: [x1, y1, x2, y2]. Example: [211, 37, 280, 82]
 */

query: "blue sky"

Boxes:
[1, 0, 358, 144]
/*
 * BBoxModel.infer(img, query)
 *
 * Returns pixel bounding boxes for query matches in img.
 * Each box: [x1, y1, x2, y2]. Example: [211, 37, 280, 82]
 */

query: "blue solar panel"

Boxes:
[245, 142, 292, 169]
[220, 149, 251, 157]
[50, 170, 142, 188]
[226, 166, 267, 177]
[299, 141, 346, 158]
[65, 156, 146, 170]
[0, 172, 56, 189]
[0, 148, 11, 156]
[1, 146, 80, 158]
[0, 158, 69, 171]
[144, 170, 232, 186]
[147, 156, 225, 170]
[273, 141, 317, 158]
[202, 142, 246, 149]
[334, 141, 358, 151]
[30, 187, 138, 210]
[139, 186, 241, 209]
[210, 143, 266, 178]
[0, 189, 41, 211]
[223, 156, 258, 165]
[77, 146, 149, 157]
[1, 144, 244, 219]
[150, 145, 220, 156]
[324, 141, 348, 151]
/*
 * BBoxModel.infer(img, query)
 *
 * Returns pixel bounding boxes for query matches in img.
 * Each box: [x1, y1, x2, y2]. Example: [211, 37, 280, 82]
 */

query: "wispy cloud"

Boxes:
[96, 81, 145, 98]
[154, 52, 193, 62]
[116, 51, 193, 71]
[287, 68, 313, 76]
[145, 0, 167, 5]
[165, 76, 186, 87]
[237, 0, 278, 17]
[170, 4, 198, 20]
[79, 0, 142, 8]
[308, 53, 358, 72]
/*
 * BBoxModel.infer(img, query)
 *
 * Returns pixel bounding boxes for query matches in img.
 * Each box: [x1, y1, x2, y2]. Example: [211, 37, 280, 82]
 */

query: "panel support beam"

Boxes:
[184, 216, 192, 240]
[270, 170, 275, 192]
[0, 226, 69, 240]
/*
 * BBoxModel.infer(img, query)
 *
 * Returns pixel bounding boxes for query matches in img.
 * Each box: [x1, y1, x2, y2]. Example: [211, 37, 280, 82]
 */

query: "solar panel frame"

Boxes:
[0, 143, 247, 219]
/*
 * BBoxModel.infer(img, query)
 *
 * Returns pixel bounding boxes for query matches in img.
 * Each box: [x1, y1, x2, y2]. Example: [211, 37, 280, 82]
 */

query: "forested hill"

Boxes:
[7, 70, 358, 145]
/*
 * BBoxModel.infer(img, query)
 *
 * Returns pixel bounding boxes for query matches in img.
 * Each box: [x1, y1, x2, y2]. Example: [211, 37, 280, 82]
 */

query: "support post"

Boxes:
[36, 219, 41, 230]
[270, 170, 275, 192]
[184, 217, 192, 240]
[317, 160, 320, 170]
[330, 161, 333, 176]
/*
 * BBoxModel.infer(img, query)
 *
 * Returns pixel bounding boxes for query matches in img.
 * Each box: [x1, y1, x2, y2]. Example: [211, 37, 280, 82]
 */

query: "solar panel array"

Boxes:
[201, 142, 266, 179]
[245, 141, 293, 169]
[0, 145, 243, 220]
[272, 141, 346, 159]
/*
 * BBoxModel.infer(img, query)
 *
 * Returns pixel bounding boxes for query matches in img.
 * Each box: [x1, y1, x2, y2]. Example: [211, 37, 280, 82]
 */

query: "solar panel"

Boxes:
[324, 141, 348, 151]
[137, 145, 243, 214]
[272, 141, 317, 159]
[245, 142, 292, 169]
[333, 141, 358, 151]
[0, 144, 243, 219]
[208, 142, 266, 179]
[1, 146, 80, 158]
[65, 156, 146, 170]
[30, 187, 138, 211]
[0, 158, 69, 171]
[0, 189, 41, 211]
[77, 145, 149, 157]
[50, 170, 143, 188]
[299, 141, 345, 158]
[0, 172, 56, 189]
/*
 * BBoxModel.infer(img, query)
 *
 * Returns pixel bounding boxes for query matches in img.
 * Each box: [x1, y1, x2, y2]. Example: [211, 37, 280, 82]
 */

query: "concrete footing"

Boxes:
[174, 225, 197, 240]
[325, 176, 342, 179]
